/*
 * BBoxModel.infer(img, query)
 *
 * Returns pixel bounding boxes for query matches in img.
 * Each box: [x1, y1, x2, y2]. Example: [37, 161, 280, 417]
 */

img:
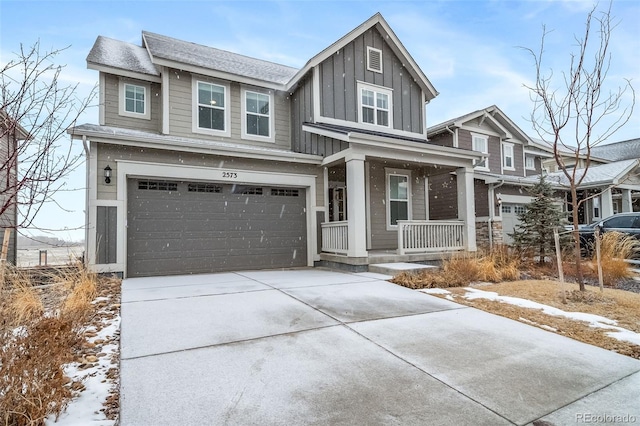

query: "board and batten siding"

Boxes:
[291, 72, 349, 157]
[318, 28, 423, 134]
[166, 69, 291, 150]
[102, 73, 162, 133]
[0, 133, 17, 264]
[94, 143, 324, 207]
[368, 161, 426, 250]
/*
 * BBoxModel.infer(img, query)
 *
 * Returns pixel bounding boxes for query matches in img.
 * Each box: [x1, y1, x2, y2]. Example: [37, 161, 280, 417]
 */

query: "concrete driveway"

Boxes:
[120, 269, 640, 425]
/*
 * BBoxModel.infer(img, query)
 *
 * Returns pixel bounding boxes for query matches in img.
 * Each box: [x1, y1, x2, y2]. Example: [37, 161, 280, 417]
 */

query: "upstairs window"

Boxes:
[119, 81, 150, 119]
[358, 83, 392, 128]
[502, 143, 515, 171]
[193, 79, 230, 136]
[471, 133, 489, 170]
[367, 47, 383, 73]
[242, 89, 274, 142]
[525, 156, 535, 170]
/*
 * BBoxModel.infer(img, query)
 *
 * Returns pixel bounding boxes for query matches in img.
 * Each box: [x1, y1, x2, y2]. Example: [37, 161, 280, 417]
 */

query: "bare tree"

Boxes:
[1, 41, 96, 260]
[522, 3, 635, 289]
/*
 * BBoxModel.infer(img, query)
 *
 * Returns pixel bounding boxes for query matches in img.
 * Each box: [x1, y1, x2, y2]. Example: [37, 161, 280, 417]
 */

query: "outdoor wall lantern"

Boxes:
[104, 165, 112, 184]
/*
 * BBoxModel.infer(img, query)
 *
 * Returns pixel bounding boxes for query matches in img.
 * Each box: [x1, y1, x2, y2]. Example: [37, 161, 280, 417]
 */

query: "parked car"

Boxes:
[578, 212, 640, 257]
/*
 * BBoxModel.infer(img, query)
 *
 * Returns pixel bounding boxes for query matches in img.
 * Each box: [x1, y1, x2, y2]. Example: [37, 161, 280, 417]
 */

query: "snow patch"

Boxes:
[419, 288, 451, 295]
[464, 288, 640, 346]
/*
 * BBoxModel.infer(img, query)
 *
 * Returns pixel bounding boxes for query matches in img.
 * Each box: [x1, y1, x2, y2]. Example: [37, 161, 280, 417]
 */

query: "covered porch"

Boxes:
[313, 130, 483, 269]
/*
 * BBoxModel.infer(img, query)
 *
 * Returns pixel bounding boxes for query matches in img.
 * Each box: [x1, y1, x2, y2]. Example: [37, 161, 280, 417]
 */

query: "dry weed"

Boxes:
[0, 264, 101, 425]
[392, 248, 521, 289]
[586, 232, 640, 286]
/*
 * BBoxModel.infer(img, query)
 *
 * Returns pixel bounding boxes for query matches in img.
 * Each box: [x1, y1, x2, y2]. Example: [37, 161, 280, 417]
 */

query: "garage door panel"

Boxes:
[127, 179, 307, 277]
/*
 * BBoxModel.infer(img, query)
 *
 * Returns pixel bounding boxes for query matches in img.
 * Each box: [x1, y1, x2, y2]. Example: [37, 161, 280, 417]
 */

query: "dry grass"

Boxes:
[0, 263, 102, 426]
[439, 280, 640, 359]
[392, 247, 520, 289]
[591, 232, 640, 286]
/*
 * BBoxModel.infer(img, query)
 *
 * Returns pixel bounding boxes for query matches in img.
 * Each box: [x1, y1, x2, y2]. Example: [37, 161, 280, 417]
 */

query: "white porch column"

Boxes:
[346, 154, 368, 257]
[457, 167, 477, 252]
[601, 187, 614, 218]
[622, 189, 633, 212]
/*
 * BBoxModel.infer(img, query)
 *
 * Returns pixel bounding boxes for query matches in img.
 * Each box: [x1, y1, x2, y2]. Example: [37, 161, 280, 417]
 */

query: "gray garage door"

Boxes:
[127, 179, 307, 277]
[501, 203, 526, 245]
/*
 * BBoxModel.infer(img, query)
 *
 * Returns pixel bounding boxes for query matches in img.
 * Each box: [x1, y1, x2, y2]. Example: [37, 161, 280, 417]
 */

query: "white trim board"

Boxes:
[112, 160, 318, 278]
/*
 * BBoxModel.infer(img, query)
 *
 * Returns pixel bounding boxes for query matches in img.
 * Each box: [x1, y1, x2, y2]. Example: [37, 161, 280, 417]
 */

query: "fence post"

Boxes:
[595, 226, 603, 292]
[553, 228, 566, 304]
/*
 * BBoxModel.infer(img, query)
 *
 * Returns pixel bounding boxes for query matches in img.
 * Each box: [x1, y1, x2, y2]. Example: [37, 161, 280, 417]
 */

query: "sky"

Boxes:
[1, 0, 639, 243]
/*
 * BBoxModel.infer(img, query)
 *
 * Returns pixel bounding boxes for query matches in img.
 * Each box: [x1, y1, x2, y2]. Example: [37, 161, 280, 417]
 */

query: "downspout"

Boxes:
[444, 125, 457, 148]
[488, 179, 505, 249]
[82, 135, 90, 266]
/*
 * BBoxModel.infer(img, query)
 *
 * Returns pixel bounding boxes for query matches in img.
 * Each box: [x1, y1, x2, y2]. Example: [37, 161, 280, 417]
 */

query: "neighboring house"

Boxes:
[537, 137, 640, 226]
[70, 13, 484, 277]
[426, 105, 554, 246]
[0, 110, 28, 265]
[426, 105, 640, 245]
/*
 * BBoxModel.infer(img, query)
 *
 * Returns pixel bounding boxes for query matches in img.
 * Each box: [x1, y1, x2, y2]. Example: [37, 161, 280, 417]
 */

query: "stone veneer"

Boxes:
[476, 219, 503, 249]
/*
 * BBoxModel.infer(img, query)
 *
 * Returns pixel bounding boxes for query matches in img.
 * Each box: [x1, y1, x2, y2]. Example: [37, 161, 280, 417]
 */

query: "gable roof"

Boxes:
[533, 158, 640, 189]
[141, 31, 298, 87]
[285, 13, 438, 100]
[1, 109, 30, 140]
[87, 36, 160, 78]
[427, 105, 534, 144]
[86, 13, 436, 97]
[586, 138, 640, 162]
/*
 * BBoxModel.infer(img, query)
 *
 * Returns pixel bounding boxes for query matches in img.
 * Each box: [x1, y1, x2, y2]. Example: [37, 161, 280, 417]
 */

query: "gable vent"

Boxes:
[367, 47, 382, 73]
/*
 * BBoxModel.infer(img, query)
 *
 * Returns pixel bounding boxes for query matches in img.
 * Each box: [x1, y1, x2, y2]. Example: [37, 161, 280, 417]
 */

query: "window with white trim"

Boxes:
[193, 79, 230, 136]
[525, 156, 535, 170]
[358, 82, 392, 128]
[119, 81, 150, 120]
[241, 88, 274, 142]
[386, 169, 411, 228]
[471, 133, 489, 170]
[502, 143, 515, 170]
[367, 47, 382, 73]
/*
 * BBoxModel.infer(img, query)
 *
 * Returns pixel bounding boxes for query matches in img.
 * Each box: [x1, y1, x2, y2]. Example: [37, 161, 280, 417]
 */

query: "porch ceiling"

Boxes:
[319, 131, 482, 169]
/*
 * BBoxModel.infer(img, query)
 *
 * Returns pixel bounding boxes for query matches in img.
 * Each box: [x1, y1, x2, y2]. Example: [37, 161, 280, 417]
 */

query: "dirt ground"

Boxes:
[436, 280, 640, 359]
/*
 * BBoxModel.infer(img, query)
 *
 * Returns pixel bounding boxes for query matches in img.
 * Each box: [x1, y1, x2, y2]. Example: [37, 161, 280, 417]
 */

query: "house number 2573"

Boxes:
[222, 172, 238, 178]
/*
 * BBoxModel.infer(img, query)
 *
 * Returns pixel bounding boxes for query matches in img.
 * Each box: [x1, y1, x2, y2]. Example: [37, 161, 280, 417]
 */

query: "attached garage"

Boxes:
[501, 203, 527, 245]
[127, 179, 307, 277]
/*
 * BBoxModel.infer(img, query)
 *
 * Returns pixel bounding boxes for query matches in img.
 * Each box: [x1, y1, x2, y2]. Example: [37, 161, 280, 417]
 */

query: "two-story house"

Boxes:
[540, 138, 640, 226]
[70, 13, 485, 277]
[1, 110, 27, 265]
[426, 105, 554, 245]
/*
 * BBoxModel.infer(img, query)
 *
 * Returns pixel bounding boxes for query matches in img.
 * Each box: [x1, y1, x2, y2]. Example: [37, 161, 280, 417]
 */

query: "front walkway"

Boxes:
[120, 269, 640, 425]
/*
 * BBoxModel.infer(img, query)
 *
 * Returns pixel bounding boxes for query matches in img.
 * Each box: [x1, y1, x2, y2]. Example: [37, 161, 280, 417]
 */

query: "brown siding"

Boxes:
[428, 173, 458, 220]
[525, 155, 543, 177]
[474, 179, 489, 217]
[427, 132, 453, 148]
[319, 28, 423, 134]
[103, 73, 162, 132]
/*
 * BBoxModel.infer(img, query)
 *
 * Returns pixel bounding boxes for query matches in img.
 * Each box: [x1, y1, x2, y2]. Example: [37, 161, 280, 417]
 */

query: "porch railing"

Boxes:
[321, 221, 348, 255]
[397, 220, 465, 255]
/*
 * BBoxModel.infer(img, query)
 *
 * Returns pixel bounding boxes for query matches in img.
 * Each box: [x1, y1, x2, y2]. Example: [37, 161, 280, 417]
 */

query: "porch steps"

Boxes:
[368, 262, 438, 277]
